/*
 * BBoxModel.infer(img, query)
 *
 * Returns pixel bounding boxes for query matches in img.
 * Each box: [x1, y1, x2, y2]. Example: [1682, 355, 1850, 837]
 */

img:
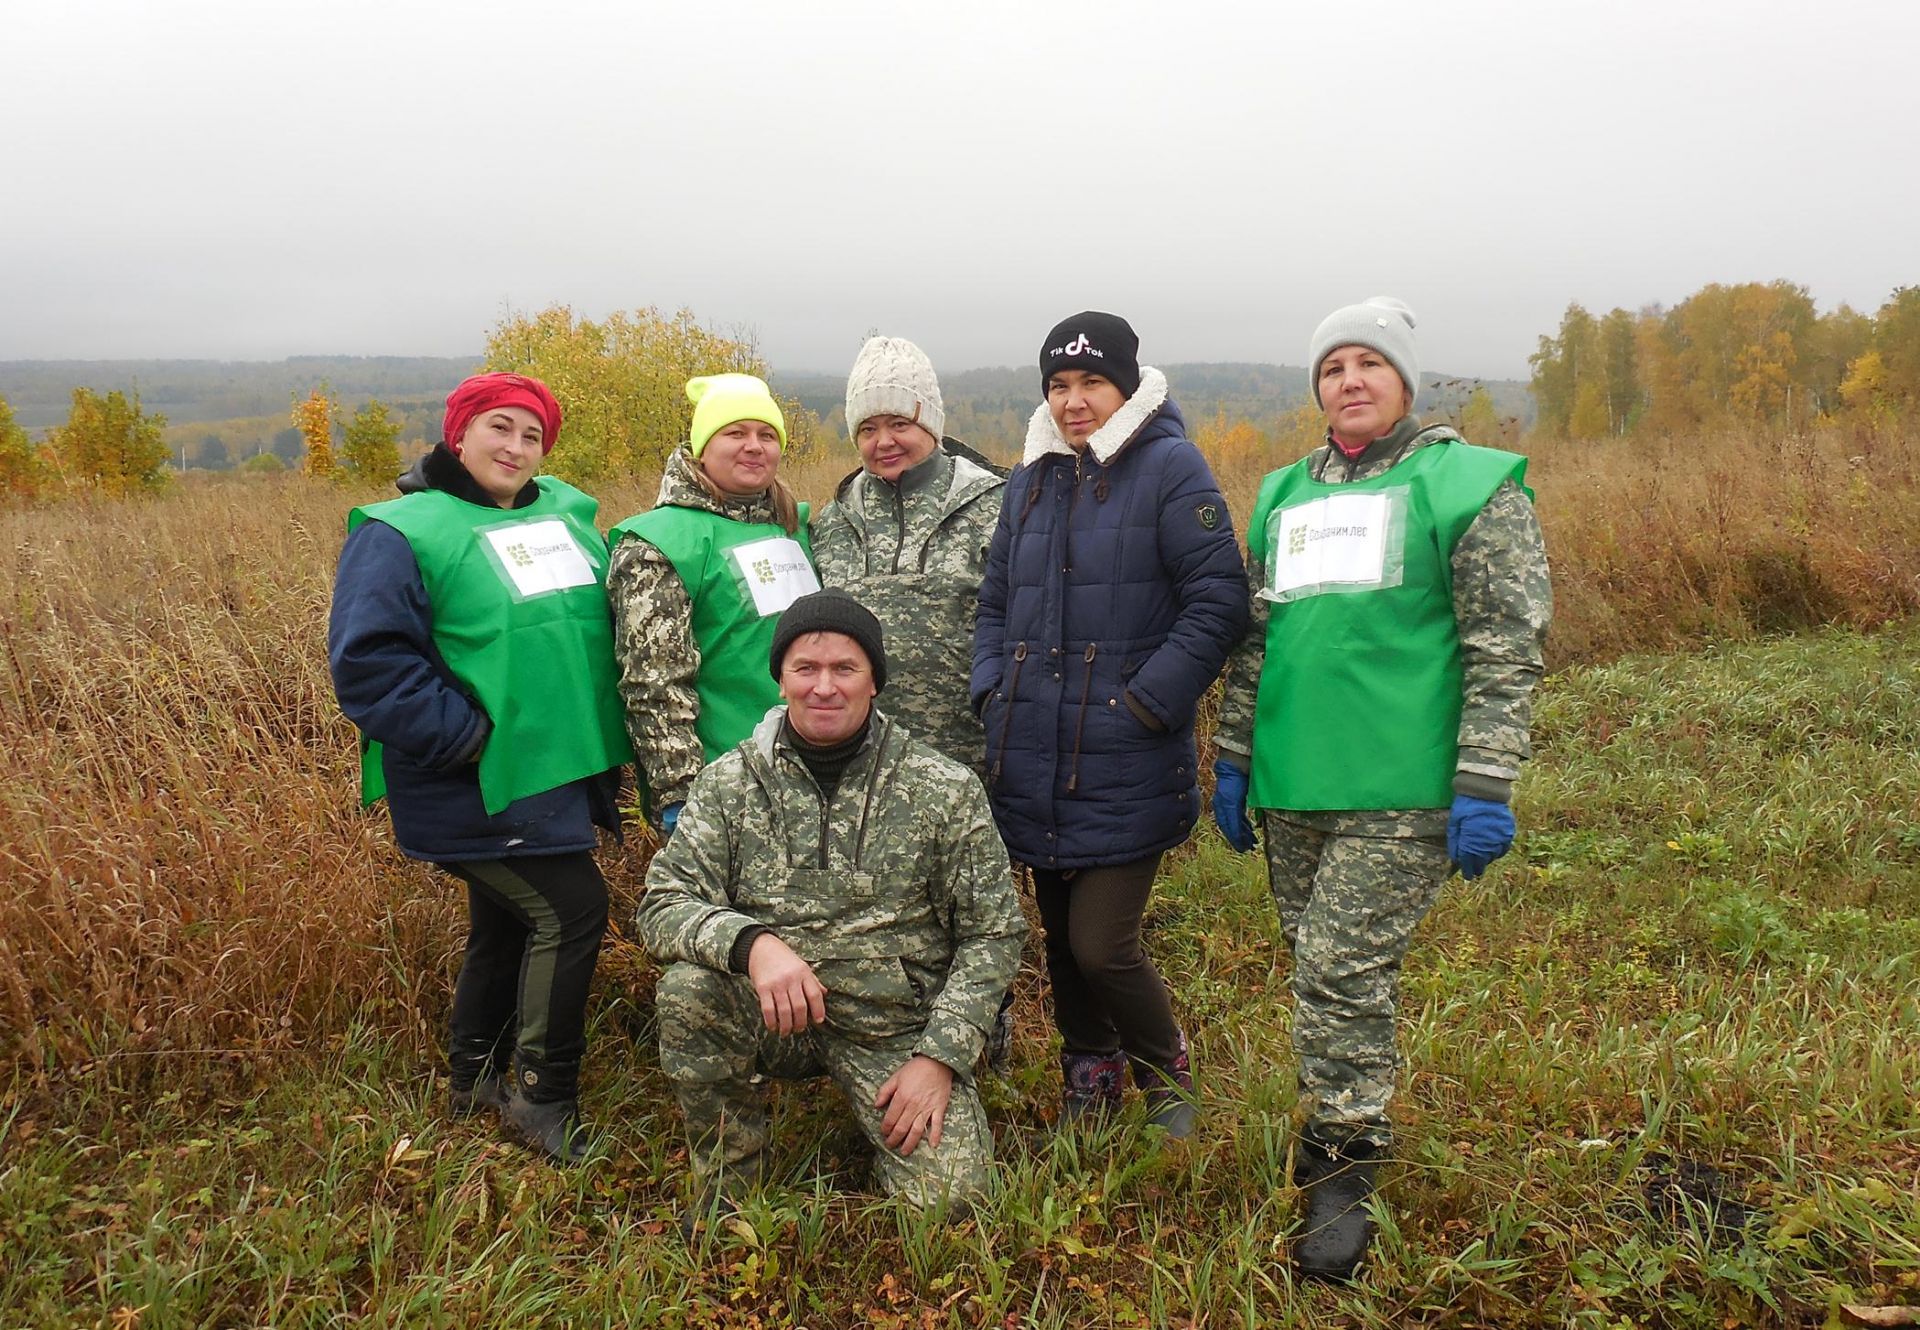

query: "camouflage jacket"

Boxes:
[607, 448, 789, 814]
[636, 706, 1026, 1074]
[812, 443, 1007, 773]
[1215, 416, 1552, 837]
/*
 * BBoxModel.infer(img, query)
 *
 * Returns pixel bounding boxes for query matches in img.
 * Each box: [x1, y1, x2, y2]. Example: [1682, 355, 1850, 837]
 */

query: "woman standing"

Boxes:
[972, 312, 1247, 1137]
[813, 336, 1006, 773]
[608, 374, 819, 831]
[1212, 297, 1552, 1281]
[329, 372, 631, 1165]
[814, 336, 1017, 1071]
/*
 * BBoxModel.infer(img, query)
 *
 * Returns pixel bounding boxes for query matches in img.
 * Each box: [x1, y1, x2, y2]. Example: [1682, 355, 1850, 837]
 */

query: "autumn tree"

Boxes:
[1804, 304, 1873, 418]
[1530, 303, 1640, 438]
[341, 398, 402, 480]
[481, 305, 819, 485]
[1871, 286, 1920, 417]
[1530, 281, 1900, 439]
[1838, 351, 1896, 426]
[293, 387, 339, 479]
[1460, 385, 1501, 442]
[0, 395, 42, 499]
[51, 388, 170, 495]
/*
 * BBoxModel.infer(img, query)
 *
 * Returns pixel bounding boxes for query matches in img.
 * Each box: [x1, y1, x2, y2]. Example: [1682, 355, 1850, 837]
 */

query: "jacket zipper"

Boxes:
[989, 642, 1028, 787]
[1066, 643, 1098, 792]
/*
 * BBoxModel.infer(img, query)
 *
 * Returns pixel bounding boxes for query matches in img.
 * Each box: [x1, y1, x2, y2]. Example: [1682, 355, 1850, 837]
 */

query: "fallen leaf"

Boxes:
[1841, 1306, 1920, 1327]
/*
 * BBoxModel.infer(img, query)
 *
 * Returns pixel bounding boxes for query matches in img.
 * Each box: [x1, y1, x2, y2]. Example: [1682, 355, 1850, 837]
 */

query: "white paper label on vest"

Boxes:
[729, 536, 820, 617]
[1264, 491, 1405, 602]
[483, 519, 597, 597]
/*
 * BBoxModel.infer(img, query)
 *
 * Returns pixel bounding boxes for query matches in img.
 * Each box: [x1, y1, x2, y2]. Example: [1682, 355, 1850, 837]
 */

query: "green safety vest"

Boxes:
[348, 478, 633, 816]
[1245, 437, 1529, 812]
[609, 501, 816, 762]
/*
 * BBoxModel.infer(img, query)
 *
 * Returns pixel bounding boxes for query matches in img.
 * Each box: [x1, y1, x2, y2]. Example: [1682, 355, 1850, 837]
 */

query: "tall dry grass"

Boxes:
[2, 425, 1917, 1086]
[1199, 422, 1920, 667]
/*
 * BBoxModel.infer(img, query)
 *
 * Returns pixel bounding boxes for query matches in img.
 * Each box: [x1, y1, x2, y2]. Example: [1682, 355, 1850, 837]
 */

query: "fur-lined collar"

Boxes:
[397, 442, 540, 508]
[1021, 366, 1169, 467]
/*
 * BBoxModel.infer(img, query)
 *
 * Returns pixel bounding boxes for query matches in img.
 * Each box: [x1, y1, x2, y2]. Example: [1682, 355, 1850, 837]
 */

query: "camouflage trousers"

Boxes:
[1260, 813, 1450, 1148]
[655, 963, 993, 1209]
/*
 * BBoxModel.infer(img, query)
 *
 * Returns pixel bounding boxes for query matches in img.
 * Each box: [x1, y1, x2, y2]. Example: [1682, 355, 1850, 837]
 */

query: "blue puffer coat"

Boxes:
[971, 368, 1248, 869]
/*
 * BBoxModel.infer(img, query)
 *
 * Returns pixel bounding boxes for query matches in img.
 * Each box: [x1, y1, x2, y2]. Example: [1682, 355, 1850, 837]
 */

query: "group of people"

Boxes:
[328, 298, 1551, 1282]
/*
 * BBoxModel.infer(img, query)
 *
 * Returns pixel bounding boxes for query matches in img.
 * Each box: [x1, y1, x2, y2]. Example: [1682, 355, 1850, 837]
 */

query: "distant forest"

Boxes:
[0, 355, 1531, 470]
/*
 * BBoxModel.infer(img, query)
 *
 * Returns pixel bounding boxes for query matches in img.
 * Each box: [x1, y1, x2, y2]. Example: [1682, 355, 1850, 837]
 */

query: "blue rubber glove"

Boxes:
[1211, 759, 1256, 853]
[659, 802, 683, 838]
[1447, 795, 1515, 879]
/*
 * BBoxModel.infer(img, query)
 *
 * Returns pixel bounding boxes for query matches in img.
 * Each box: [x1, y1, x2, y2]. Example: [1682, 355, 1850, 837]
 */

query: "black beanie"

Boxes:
[770, 588, 888, 691]
[1038, 311, 1141, 399]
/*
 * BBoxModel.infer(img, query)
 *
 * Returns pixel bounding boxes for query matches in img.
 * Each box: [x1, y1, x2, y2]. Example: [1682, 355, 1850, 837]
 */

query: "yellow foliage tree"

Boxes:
[0, 394, 42, 500]
[482, 305, 818, 485]
[1839, 350, 1895, 425]
[341, 398, 402, 481]
[51, 388, 170, 496]
[1730, 330, 1797, 424]
[1568, 379, 1610, 439]
[1460, 385, 1501, 443]
[293, 388, 339, 479]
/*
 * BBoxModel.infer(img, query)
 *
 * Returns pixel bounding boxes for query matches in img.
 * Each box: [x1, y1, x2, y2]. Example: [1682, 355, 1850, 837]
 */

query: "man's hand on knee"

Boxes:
[746, 933, 827, 1035]
[875, 1055, 953, 1157]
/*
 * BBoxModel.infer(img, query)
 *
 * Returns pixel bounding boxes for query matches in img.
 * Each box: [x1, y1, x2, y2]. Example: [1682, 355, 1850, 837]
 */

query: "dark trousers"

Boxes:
[1031, 854, 1182, 1073]
[440, 851, 608, 1104]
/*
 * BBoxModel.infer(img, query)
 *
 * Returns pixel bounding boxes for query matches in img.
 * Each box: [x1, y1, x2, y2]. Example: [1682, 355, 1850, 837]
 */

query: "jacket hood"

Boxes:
[833, 437, 1007, 502]
[746, 704, 894, 770]
[396, 442, 538, 508]
[831, 441, 1007, 538]
[1311, 416, 1464, 482]
[1021, 365, 1171, 467]
[652, 445, 781, 525]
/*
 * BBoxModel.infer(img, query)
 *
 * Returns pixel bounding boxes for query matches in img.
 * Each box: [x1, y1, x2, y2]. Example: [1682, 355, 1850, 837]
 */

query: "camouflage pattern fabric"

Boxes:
[1216, 416, 1553, 831]
[635, 705, 1026, 1204]
[812, 445, 1005, 773]
[607, 448, 788, 814]
[1261, 811, 1450, 1147]
[657, 964, 993, 1206]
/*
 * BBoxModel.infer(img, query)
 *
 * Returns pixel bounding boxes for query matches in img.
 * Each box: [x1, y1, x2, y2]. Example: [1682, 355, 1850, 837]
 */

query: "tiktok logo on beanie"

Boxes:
[1050, 334, 1106, 360]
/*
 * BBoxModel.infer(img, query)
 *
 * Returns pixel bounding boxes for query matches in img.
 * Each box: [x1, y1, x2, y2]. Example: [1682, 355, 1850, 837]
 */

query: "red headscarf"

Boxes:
[443, 373, 563, 455]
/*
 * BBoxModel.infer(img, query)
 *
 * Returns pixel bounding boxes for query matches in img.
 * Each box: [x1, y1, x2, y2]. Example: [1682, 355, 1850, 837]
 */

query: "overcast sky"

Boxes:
[5, 0, 1916, 380]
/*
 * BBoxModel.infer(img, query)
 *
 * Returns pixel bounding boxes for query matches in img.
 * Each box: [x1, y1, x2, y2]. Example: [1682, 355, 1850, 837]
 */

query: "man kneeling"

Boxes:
[636, 588, 1027, 1212]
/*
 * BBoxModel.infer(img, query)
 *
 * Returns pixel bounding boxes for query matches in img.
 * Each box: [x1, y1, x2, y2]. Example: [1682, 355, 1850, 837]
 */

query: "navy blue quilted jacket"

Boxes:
[970, 369, 1248, 869]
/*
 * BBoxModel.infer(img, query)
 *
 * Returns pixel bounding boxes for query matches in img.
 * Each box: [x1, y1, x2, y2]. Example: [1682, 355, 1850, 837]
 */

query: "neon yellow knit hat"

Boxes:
[686, 374, 788, 458]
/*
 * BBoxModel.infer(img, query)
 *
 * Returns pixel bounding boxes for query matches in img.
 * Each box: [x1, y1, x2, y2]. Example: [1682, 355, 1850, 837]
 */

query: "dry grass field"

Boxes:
[2, 423, 1917, 1326]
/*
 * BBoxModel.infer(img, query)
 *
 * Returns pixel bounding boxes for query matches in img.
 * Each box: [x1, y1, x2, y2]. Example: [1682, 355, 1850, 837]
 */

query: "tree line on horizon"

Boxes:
[3, 280, 1915, 502]
[1528, 281, 1919, 439]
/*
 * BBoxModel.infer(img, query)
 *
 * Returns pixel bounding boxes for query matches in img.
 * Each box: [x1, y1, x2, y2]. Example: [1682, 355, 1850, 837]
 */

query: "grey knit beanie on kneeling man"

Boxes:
[1308, 297, 1421, 409]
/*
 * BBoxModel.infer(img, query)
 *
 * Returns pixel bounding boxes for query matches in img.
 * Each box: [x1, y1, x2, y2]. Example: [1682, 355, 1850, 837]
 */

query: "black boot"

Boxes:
[502, 1093, 590, 1165]
[448, 1073, 510, 1118]
[1293, 1130, 1383, 1282]
[447, 1029, 515, 1118]
[1139, 1029, 1196, 1139]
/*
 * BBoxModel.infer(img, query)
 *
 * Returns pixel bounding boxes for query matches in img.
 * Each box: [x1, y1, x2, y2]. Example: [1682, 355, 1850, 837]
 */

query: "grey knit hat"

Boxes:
[1308, 297, 1420, 409]
[844, 336, 944, 442]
